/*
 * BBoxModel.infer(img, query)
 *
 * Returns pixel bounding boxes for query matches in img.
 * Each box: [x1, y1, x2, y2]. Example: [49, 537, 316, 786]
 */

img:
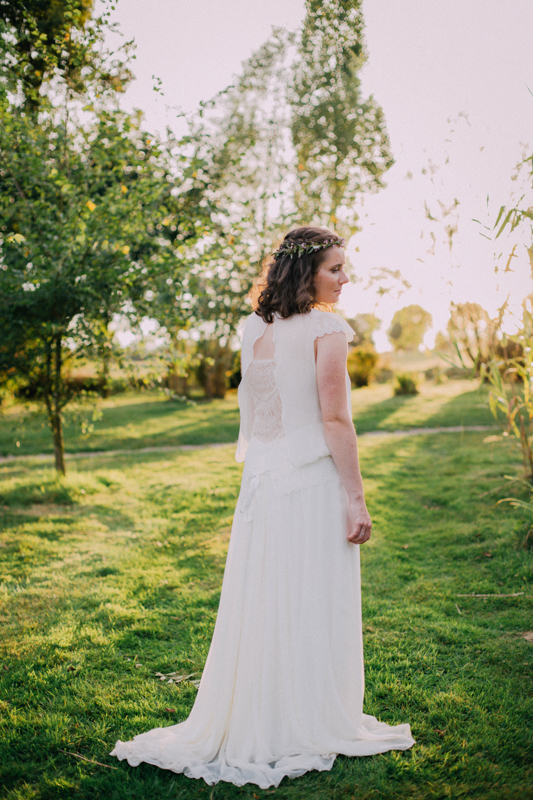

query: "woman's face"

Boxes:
[313, 246, 349, 304]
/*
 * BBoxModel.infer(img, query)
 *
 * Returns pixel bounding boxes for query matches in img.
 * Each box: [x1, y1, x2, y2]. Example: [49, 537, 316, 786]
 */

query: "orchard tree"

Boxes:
[0, 105, 213, 472]
[0, 2, 215, 472]
[387, 305, 432, 352]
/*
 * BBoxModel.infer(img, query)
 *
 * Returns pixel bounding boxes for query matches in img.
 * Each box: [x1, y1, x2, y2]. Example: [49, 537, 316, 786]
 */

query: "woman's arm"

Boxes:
[316, 331, 371, 545]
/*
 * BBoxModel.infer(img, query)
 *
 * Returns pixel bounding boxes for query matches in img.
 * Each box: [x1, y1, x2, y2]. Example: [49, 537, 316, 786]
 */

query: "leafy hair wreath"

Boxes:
[271, 237, 345, 260]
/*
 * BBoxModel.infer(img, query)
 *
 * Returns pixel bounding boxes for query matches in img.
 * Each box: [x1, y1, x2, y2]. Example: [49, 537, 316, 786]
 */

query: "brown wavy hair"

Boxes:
[253, 226, 344, 323]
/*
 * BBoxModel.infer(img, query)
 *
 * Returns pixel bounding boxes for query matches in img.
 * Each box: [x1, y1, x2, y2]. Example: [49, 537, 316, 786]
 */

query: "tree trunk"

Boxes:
[196, 341, 233, 399]
[211, 348, 229, 399]
[99, 319, 113, 398]
[167, 367, 188, 396]
[52, 334, 66, 476]
[52, 412, 66, 475]
[101, 349, 110, 398]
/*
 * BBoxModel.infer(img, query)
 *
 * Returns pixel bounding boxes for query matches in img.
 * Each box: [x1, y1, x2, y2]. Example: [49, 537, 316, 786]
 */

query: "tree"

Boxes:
[345, 312, 380, 346]
[0, 0, 133, 110]
[444, 302, 505, 374]
[198, 0, 393, 244]
[0, 4, 215, 472]
[290, 0, 393, 236]
[152, 235, 255, 399]
[387, 305, 432, 352]
[160, 0, 393, 394]
[188, 0, 393, 268]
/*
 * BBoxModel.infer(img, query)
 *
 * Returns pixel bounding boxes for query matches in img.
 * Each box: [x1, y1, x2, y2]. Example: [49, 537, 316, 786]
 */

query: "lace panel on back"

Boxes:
[247, 359, 283, 443]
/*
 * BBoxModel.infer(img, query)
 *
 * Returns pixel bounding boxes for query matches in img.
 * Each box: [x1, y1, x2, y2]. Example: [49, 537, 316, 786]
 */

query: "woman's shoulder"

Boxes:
[239, 308, 354, 343]
[238, 310, 265, 338]
[309, 308, 355, 342]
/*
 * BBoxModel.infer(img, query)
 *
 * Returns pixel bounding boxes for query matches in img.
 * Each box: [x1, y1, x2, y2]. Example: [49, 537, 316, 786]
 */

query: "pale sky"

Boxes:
[103, 0, 533, 350]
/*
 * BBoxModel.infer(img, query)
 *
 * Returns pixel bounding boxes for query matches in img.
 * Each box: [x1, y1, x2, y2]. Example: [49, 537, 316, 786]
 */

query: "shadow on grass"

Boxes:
[353, 383, 491, 434]
[0, 479, 77, 507]
[78, 397, 188, 431]
[0, 394, 241, 457]
[423, 384, 493, 429]
[353, 393, 413, 433]
[0, 484, 137, 536]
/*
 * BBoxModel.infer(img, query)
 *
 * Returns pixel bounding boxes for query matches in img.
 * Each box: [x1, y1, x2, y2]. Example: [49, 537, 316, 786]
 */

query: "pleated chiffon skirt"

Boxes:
[111, 457, 415, 788]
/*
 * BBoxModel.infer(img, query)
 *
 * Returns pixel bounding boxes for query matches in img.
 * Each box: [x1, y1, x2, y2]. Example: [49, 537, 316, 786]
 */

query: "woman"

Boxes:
[111, 226, 415, 788]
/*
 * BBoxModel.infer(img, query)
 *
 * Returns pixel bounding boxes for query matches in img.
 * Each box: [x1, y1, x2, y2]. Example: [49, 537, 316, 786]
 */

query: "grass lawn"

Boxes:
[0, 406, 532, 798]
[0, 379, 495, 459]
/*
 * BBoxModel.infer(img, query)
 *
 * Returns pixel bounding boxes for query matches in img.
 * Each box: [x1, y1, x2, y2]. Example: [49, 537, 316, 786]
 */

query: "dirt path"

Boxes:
[0, 425, 497, 464]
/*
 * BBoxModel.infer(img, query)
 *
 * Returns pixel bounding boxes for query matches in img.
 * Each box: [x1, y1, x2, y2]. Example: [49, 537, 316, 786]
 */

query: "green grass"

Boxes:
[0, 418, 532, 798]
[351, 380, 494, 434]
[0, 380, 495, 459]
[0, 392, 241, 457]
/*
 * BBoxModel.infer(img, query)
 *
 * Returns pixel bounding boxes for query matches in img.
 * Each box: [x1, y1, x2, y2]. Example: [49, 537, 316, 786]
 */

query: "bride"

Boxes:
[111, 226, 415, 788]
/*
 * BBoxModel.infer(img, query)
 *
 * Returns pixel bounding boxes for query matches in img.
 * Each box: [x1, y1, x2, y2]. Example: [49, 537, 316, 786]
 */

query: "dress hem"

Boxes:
[111, 732, 416, 789]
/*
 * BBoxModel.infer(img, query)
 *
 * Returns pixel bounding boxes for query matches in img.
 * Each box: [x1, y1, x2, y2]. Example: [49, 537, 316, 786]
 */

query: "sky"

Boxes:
[102, 0, 533, 350]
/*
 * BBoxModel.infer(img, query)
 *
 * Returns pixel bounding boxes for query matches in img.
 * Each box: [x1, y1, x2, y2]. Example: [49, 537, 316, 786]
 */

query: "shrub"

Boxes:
[14, 375, 129, 399]
[227, 350, 242, 389]
[424, 366, 448, 384]
[486, 346, 533, 482]
[393, 372, 419, 396]
[347, 346, 378, 387]
[374, 366, 394, 384]
[444, 365, 472, 380]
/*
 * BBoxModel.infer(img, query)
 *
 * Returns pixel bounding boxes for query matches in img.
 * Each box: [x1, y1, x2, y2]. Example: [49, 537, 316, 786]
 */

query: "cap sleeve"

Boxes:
[313, 310, 355, 343]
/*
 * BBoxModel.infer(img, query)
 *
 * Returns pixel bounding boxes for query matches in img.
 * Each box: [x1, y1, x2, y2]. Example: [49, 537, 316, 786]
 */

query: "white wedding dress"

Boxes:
[111, 310, 415, 788]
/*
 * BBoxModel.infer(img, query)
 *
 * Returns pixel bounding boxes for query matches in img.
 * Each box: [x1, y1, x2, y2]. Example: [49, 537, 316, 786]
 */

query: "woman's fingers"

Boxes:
[347, 522, 371, 544]
[347, 502, 372, 544]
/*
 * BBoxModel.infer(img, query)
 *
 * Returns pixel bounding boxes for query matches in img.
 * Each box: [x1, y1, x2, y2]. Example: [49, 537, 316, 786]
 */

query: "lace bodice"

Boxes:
[247, 359, 283, 444]
[236, 309, 354, 466]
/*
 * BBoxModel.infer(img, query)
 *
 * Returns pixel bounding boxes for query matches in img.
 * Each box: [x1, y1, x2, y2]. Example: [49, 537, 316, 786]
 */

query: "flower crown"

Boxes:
[271, 237, 345, 260]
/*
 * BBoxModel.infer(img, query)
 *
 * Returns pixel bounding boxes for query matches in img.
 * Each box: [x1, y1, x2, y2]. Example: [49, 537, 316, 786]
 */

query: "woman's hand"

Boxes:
[347, 500, 372, 545]
[316, 331, 372, 545]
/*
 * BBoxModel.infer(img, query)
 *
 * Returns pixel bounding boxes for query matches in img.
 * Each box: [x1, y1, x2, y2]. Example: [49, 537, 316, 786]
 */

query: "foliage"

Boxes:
[186, 0, 393, 273]
[347, 345, 378, 387]
[0, 0, 131, 108]
[290, 0, 393, 236]
[393, 372, 419, 396]
[346, 312, 381, 346]
[443, 301, 507, 375]
[423, 365, 448, 385]
[0, 105, 213, 473]
[484, 313, 533, 483]
[481, 147, 533, 497]
[491, 151, 533, 272]
[387, 305, 432, 352]
[227, 349, 242, 389]
[0, 426, 531, 799]
[149, 30, 293, 395]
[0, 0, 216, 473]
[181, 30, 296, 335]
[495, 481, 533, 548]
[163, 0, 394, 391]
[192, 339, 235, 399]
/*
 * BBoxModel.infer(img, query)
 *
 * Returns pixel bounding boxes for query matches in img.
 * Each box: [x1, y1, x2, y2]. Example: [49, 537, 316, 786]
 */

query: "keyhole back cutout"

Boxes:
[253, 323, 275, 360]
